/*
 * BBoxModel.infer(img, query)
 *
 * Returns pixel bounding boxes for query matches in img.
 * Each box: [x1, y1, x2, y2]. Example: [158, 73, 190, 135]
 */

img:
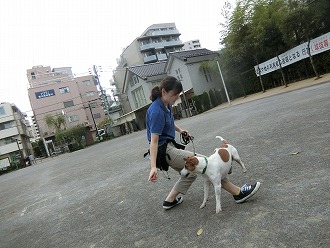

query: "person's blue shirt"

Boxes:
[146, 97, 175, 145]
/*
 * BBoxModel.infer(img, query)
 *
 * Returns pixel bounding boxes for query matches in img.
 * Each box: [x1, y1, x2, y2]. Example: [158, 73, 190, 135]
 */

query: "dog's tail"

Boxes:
[216, 136, 229, 144]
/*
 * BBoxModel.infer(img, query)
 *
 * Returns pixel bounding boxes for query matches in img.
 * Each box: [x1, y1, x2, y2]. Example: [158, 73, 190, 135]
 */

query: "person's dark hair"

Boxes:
[150, 76, 183, 102]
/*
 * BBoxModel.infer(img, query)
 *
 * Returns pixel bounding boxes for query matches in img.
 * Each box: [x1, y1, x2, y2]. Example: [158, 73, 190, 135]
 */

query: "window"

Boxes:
[0, 122, 12, 130]
[133, 75, 139, 85]
[132, 86, 147, 109]
[0, 106, 5, 115]
[83, 80, 91, 86]
[63, 100, 74, 108]
[59, 86, 70, 94]
[202, 67, 212, 83]
[89, 102, 97, 108]
[86, 91, 94, 97]
[68, 115, 79, 123]
[93, 113, 101, 119]
[175, 68, 183, 80]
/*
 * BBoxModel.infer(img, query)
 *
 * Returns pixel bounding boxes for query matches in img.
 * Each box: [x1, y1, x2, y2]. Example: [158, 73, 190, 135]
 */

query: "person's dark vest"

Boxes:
[144, 140, 185, 171]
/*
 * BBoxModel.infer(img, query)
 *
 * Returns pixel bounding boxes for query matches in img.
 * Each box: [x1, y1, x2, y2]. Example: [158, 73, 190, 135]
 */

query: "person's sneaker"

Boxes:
[234, 182, 261, 203]
[163, 196, 183, 210]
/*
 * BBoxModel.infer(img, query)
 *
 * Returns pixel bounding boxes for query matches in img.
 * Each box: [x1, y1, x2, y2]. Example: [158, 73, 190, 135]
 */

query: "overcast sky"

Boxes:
[0, 0, 232, 116]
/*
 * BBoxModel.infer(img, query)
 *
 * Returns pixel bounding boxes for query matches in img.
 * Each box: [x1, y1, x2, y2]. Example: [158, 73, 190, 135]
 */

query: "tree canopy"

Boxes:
[217, 0, 330, 98]
[44, 114, 66, 132]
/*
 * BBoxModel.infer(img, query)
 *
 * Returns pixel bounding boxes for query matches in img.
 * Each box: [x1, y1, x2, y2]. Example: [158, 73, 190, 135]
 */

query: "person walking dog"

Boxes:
[146, 76, 260, 209]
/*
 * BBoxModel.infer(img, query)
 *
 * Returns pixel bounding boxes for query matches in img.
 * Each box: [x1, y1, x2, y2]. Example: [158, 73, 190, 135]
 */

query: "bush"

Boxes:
[201, 92, 211, 111]
[192, 92, 211, 113]
[209, 89, 218, 108]
[215, 89, 224, 105]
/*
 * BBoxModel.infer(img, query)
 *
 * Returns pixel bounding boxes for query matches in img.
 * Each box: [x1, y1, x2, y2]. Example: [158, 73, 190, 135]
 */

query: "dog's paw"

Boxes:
[216, 209, 222, 214]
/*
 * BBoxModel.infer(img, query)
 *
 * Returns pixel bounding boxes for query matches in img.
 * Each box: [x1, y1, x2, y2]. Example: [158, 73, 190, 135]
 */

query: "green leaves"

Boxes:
[219, 0, 330, 96]
[44, 114, 66, 132]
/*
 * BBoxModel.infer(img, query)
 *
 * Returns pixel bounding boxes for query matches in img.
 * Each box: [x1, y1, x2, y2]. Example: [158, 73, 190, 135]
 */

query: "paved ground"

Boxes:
[0, 76, 329, 248]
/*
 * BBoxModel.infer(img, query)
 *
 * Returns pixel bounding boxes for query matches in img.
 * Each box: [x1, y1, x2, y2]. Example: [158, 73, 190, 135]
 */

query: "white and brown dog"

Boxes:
[181, 136, 247, 213]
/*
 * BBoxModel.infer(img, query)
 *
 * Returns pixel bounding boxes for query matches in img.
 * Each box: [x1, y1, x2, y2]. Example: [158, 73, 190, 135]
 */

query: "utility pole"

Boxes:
[87, 102, 97, 131]
[216, 59, 231, 105]
[90, 65, 111, 117]
[15, 138, 24, 167]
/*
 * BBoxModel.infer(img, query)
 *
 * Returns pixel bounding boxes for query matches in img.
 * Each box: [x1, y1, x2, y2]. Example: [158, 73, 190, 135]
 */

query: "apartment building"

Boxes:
[0, 103, 32, 169]
[29, 115, 41, 142]
[113, 49, 220, 133]
[27, 65, 105, 139]
[117, 23, 184, 68]
[182, 39, 202, 50]
[112, 23, 184, 115]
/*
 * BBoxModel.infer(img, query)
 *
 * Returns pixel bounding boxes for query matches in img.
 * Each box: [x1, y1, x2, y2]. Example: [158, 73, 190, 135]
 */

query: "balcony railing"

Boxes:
[140, 40, 183, 52]
[157, 53, 168, 61]
[148, 29, 180, 37]
[144, 55, 157, 63]
[0, 142, 19, 155]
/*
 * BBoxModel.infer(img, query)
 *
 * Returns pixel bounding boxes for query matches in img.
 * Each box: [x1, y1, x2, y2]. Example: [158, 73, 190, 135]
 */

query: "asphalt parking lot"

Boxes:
[0, 82, 329, 248]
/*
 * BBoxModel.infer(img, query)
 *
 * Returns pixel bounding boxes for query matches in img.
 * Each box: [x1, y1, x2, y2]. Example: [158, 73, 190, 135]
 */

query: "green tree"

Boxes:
[97, 116, 113, 129]
[218, 0, 329, 97]
[55, 124, 87, 149]
[44, 114, 66, 132]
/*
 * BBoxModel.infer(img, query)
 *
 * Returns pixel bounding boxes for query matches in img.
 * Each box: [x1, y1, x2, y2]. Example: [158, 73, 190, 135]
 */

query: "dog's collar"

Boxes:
[202, 157, 208, 174]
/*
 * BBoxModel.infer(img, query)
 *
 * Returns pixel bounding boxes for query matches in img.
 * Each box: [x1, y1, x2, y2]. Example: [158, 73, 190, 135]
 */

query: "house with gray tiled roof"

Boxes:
[113, 49, 222, 132]
[112, 62, 167, 132]
[166, 49, 221, 113]
[168, 48, 218, 62]
[123, 61, 167, 111]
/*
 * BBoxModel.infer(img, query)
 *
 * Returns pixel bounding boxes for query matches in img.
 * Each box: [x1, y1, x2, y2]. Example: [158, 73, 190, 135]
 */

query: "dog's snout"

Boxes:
[180, 168, 190, 178]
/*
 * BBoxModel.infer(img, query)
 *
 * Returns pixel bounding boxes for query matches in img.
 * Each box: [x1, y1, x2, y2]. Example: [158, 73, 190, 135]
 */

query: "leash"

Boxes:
[180, 132, 196, 155]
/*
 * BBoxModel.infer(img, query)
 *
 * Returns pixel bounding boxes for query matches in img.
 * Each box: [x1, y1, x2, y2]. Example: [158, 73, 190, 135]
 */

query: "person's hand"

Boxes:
[181, 129, 190, 137]
[148, 167, 158, 182]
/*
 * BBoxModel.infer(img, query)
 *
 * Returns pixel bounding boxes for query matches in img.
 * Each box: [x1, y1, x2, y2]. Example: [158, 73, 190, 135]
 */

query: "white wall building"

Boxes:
[114, 49, 221, 132]
[112, 23, 184, 117]
[182, 39, 202, 51]
[0, 103, 32, 169]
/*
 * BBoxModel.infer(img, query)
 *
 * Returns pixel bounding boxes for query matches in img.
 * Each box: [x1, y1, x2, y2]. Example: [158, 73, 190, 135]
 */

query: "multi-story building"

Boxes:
[113, 49, 221, 132]
[109, 23, 220, 136]
[182, 39, 202, 50]
[29, 116, 41, 142]
[27, 65, 105, 140]
[112, 23, 184, 115]
[117, 23, 184, 68]
[0, 103, 32, 169]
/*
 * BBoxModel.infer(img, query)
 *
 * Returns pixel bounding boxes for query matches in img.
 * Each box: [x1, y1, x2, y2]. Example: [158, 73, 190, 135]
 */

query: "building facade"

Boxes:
[182, 39, 202, 51]
[113, 49, 221, 132]
[117, 23, 184, 68]
[112, 23, 185, 117]
[110, 23, 221, 135]
[0, 103, 32, 169]
[27, 65, 105, 140]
